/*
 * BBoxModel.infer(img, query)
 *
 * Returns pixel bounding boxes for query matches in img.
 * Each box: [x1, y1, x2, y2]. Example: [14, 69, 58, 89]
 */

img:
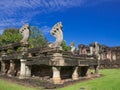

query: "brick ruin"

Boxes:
[0, 22, 119, 84]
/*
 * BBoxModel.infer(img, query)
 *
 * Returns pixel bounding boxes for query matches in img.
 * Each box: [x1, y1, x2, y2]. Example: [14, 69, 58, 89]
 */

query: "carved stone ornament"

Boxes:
[94, 42, 100, 55]
[19, 24, 30, 43]
[70, 42, 75, 54]
[48, 22, 63, 49]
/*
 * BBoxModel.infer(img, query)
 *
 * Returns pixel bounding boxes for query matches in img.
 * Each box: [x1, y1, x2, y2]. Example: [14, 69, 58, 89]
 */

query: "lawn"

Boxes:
[0, 79, 43, 90]
[58, 69, 120, 90]
[0, 69, 120, 90]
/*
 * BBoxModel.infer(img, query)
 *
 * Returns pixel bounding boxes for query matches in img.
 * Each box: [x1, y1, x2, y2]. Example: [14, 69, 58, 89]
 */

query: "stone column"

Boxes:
[25, 65, 31, 78]
[52, 66, 61, 84]
[90, 46, 93, 55]
[79, 48, 82, 55]
[86, 67, 91, 78]
[109, 51, 112, 61]
[94, 65, 99, 76]
[1, 61, 5, 73]
[1, 50, 7, 74]
[19, 59, 26, 79]
[72, 66, 79, 80]
[82, 48, 87, 54]
[7, 60, 15, 76]
[113, 53, 116, 61]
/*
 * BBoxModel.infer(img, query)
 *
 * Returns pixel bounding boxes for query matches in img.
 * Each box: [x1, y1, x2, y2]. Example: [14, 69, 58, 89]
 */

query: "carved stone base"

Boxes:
[19, 75, 26, 79]
[7, 60, 15, 76]
[19, 60, 31, 79]
[72, 67, 79, 80]
[86, 67, 91, 78]
[53, 77, 62, 84]
[72, 75, 79, 80]
[25, 66, 31, 77]
[94, 65, 99, 77]
[1, 61, 5, 74]
[52, 67, 62, 84]
[19, 59, 26, 79]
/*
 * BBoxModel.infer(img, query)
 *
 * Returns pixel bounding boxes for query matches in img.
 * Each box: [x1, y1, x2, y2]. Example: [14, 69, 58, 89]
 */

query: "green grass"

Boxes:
[58, 69, 120, 90]
[0, 79, 43, 90]
[0, 69, 120, 90]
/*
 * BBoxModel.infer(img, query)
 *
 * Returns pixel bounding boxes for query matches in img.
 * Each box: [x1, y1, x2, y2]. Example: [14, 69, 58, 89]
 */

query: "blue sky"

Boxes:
[0, 0, 120, 47]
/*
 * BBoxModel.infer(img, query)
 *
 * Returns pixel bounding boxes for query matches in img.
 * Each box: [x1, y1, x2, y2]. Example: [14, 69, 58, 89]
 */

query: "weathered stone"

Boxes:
[7, 60, 15, 76]
[52, 67, 62, 84]
[51, 53, 64, 66]
[86, 67, 91, 78]
[113, 53, 116, 60]
[1, 61, 5, 73]
[19, 24, 29, 43]
[70, 42, 76, 55]
[19, 59, 26, 79]
[0, 22, 103, 85]
[94, 42, 99, 55]
[25, 65, 31, 77]
[72, 67, 79, 80]
[94, 65, 99, 76]
[48, 22, 63, 49]
[89, 46, 93, 55]
[78, 44, 87, 55]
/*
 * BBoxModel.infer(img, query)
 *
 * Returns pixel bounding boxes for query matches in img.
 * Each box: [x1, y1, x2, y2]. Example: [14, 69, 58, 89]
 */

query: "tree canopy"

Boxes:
[61, 40, 71, 51]
[29, 26, 48, 48]
[0, 28, 22, 45]
[0, 26, 48, 48]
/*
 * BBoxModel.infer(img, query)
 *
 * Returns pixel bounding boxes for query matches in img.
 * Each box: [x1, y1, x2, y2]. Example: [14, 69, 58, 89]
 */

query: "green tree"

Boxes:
[0, 26, 48, 48]
[29, 26, 48, 48]
[61, 40, 71, 51]
[0, 28, 22, 45]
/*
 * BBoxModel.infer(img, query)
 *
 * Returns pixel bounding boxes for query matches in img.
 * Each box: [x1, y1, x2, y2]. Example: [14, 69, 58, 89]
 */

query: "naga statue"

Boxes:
[94, 42, 100, 55]
[19, 24, 30, 43]
[90, 42, 100, 60]
[48, 22, 63, 49]
[70, 42, 76, 55]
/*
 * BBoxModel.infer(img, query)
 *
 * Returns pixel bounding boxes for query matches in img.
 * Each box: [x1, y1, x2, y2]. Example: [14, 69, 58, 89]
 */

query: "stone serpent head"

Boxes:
[19, 24, 30, 43]
[48, 22, 63, 48]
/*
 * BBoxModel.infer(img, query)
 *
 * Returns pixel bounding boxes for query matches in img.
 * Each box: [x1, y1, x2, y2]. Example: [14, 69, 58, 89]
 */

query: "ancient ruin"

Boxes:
[78, 42, 120, 69]
[0, 22, 119, 85]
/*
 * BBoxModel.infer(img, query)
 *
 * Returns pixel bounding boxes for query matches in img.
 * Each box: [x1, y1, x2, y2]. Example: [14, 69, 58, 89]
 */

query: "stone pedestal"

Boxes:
[86, 67, 91, 78]
[79, 49, 82, 55]
[72, 67, 79, 80]
[52, 67, 62, 84]
[7, 60, 15, 76]
[90, 46, 93, 55]
[113, 54, 116, 60]
[1, 61, 5, 73]
[25, 65, 31, 78]
[19, 59, 26, 79]
[94, 65, 99, 76]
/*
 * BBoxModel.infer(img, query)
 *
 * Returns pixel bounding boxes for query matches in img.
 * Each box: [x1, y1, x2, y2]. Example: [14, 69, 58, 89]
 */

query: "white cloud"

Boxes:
[0, 0, 114, 33]
[0, 0, 83, 33]
[0, 0, 82, 16]
[41, 25, 52, 34]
